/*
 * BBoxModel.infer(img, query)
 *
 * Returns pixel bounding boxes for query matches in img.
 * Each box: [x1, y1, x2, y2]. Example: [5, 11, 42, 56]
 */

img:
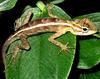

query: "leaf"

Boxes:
[72, 12, 100, 79]
[4, 2, 76, 79]
[80, 69, 100, 79]
[74, 13, 100, 69]
[0, 0, 17, 11]
[46, 0, 64, 4]
[47, 4, 71, 20]
[78, 37, 100, 69]
[75, 13, 100, 69]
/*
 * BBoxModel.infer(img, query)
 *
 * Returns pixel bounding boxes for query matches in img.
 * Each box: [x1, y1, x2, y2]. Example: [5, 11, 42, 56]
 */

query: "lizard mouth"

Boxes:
[76, 30, 97, 36]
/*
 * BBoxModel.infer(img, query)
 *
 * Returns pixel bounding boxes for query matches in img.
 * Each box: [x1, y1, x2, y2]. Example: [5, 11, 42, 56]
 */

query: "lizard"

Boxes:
[2, 17, 97, 66]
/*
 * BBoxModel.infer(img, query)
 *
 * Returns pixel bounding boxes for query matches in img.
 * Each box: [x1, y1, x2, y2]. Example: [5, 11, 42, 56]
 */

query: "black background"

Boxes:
[0, 0, 100, 79]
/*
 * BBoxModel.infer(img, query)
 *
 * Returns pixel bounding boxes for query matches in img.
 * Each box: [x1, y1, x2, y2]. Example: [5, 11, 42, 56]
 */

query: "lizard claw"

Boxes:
[59, 43, 70, 53]
[59, 42, 75, 54]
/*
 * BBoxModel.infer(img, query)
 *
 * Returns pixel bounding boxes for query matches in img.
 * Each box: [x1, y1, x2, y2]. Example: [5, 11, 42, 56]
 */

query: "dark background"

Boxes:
[0, 0, 100, 79]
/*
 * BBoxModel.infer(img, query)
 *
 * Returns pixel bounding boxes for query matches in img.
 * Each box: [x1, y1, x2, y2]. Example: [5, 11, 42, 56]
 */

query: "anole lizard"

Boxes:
[2, 17, 97, 65]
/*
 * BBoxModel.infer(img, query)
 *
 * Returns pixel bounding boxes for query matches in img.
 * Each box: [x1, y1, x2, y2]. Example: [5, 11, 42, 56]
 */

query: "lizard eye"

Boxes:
[82, 27, 89, 33]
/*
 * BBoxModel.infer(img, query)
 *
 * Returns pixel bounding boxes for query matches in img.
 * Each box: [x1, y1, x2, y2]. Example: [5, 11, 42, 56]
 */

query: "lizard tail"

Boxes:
[2, 36, 19, 66]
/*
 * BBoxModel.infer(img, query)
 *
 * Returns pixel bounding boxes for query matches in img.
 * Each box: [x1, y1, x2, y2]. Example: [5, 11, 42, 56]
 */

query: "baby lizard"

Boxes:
[2, 18, 97, 65]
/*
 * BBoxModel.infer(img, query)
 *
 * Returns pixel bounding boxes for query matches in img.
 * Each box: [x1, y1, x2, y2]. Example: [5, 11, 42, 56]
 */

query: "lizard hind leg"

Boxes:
[7, 34, 30, 66]
[17, 33, 30, 50]
[15, 9, 33, 30]
[13, 34, 30, 61]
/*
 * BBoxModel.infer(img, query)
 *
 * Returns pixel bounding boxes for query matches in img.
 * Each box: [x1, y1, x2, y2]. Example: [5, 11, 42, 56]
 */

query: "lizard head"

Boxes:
[70, 18, 97, 36]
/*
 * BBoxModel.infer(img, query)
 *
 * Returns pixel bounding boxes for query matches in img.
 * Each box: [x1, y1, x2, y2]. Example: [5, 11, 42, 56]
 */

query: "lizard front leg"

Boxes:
[48, 30, 69, 51]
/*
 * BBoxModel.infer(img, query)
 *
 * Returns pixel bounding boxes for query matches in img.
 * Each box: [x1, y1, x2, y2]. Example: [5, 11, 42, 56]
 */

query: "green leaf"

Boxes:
[80, 70, 100, 79]
[4, 2, 76, 79]
[74, 12, 100, 79]
[47, 4, 71, 20]
[0, 0, 17, 11]
[47, 0, 64, 4]
[74, 13, 100, 69]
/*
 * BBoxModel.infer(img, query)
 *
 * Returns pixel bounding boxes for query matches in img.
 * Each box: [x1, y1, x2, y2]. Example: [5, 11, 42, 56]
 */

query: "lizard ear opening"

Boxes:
[74, 19, 80, 23]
